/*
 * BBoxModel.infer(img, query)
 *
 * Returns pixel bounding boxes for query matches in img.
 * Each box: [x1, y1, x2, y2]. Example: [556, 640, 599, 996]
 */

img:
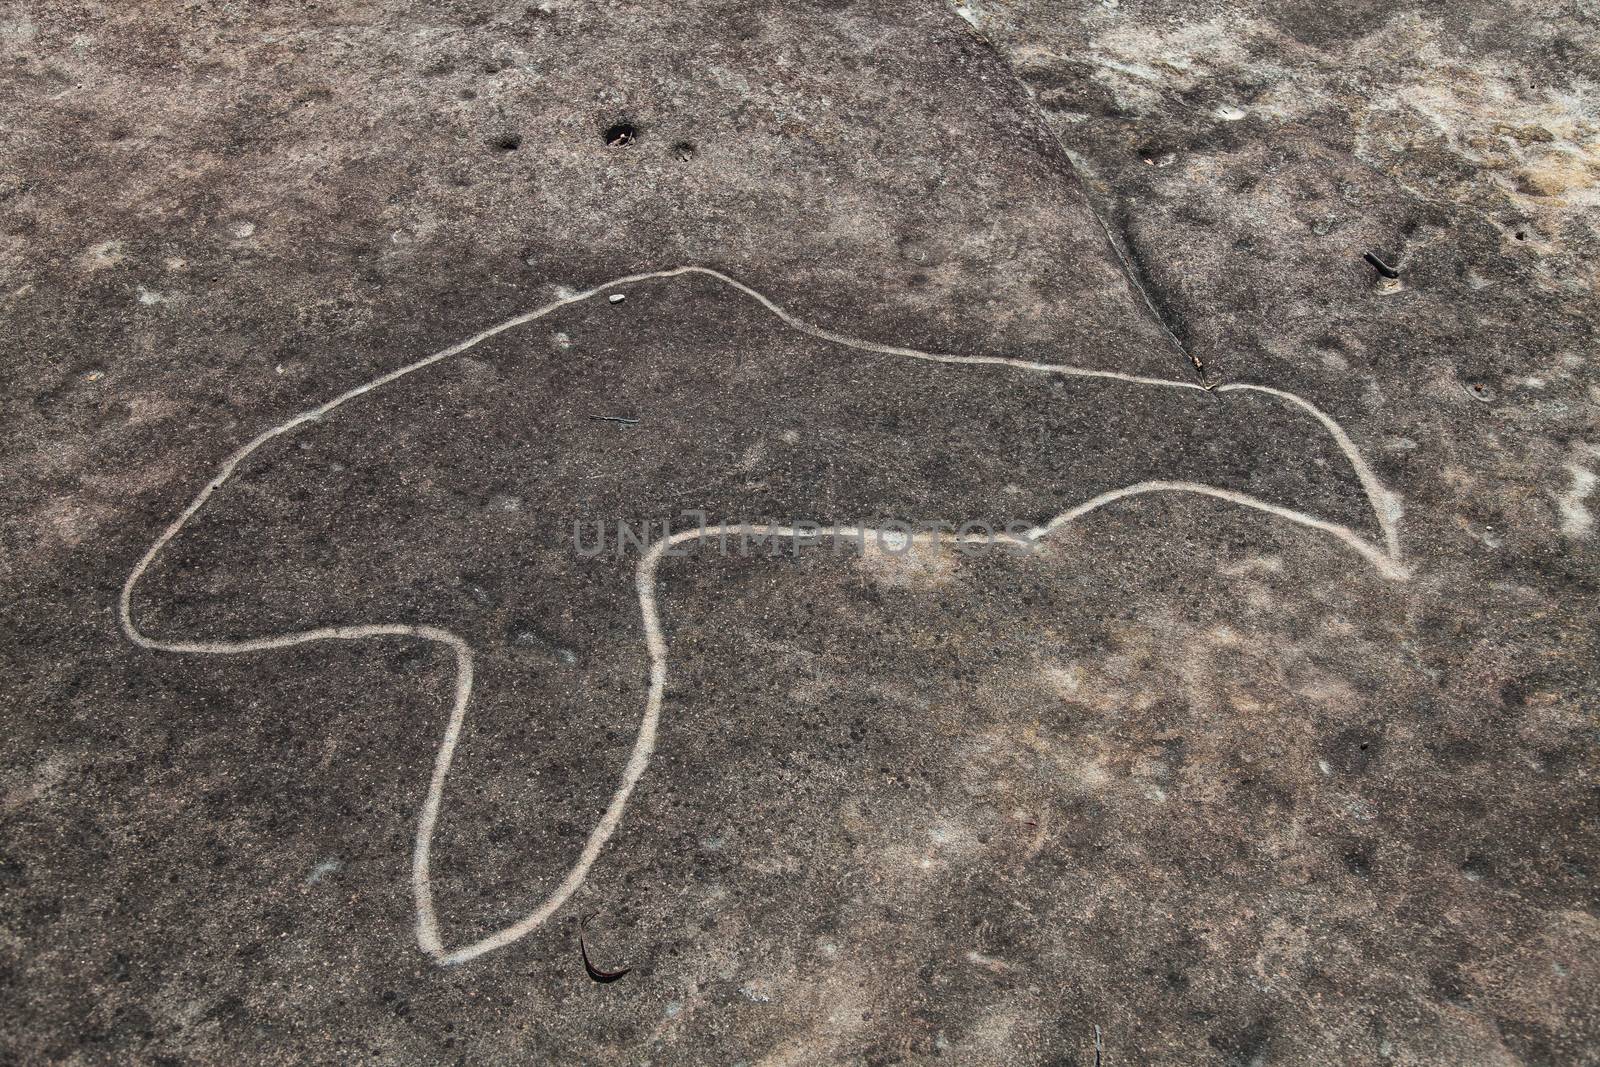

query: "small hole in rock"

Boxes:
[672, 141, 696, 162]
[1515, 231, 1527, 241]
[491, 133, 522, 152]
[604, 122, 638, 147]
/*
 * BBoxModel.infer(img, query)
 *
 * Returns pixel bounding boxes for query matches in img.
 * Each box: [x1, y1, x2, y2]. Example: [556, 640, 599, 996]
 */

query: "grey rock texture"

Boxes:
[1, 1, 1596, 1064]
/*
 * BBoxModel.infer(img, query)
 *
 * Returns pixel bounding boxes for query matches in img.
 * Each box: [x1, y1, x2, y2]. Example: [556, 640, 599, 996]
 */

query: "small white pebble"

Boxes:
[608, 293, 626, 304]
[304, 858, 341, 886]
[230, 221, 256, 239]
[1216, 105, 1247, 121]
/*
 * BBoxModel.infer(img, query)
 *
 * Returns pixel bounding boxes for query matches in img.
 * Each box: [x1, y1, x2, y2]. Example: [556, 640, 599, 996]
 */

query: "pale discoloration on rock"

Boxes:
[853, 541, 962, 590]
[1555, 459, 1597, 539]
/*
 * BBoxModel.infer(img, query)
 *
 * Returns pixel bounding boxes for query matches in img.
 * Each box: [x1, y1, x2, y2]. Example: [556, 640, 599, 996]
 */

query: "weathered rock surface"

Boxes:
[2, 2, 1595, 1063]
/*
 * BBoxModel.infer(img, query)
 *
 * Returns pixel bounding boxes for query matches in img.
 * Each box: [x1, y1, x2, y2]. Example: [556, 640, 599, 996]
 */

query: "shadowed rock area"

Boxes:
[1, 2, 1596, 1064]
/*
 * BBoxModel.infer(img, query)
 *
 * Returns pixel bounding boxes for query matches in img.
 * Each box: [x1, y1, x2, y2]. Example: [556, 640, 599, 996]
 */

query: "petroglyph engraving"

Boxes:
[120, 266, 1408, 965]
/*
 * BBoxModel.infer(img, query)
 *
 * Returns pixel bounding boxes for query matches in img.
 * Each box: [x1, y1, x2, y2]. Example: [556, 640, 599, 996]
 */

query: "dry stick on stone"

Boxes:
[579, 915, 632, 983]
[1363, 251, 1400, 279]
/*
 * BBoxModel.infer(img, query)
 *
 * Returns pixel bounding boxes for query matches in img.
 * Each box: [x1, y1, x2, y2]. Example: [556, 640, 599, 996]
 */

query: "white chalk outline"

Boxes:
[119, 265, 1408, 965]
